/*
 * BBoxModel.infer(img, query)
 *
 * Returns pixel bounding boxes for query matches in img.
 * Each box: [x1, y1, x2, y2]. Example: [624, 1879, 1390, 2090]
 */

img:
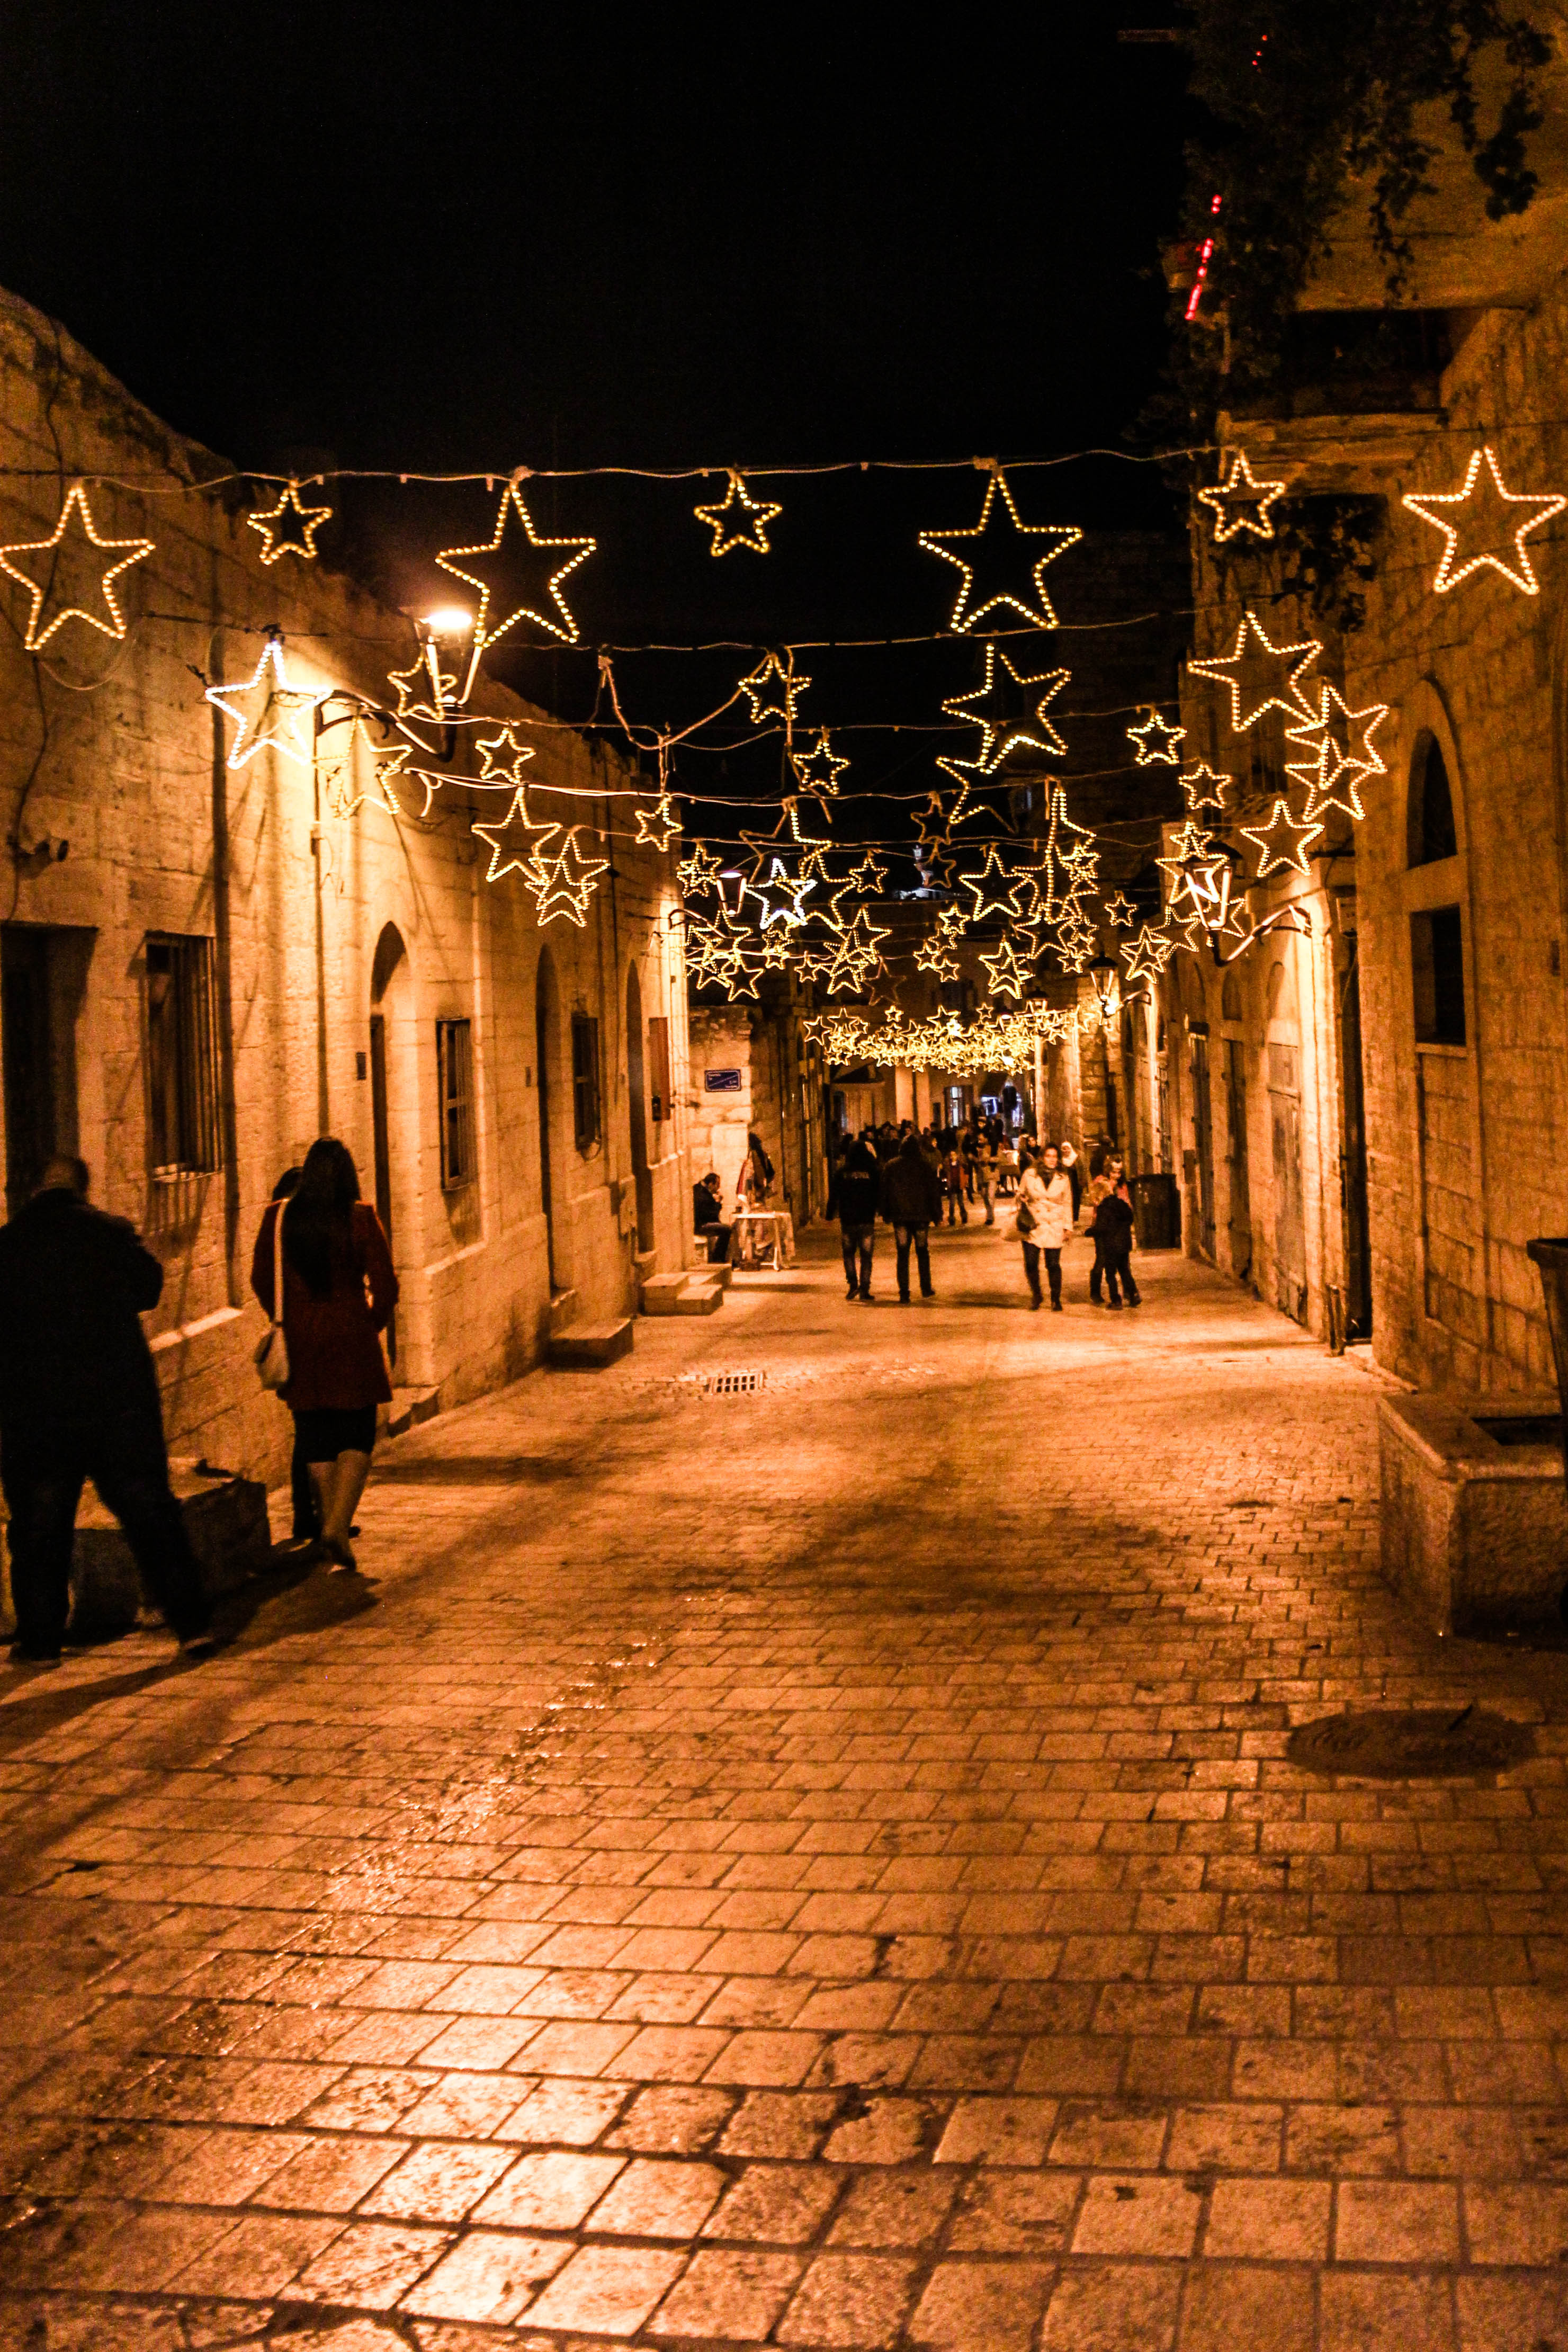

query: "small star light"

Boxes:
[757, 926, 795, 971]
[633, 794, 681, 853]
[1179, 761, 1232, 817]
[471, 788, 560, 885]
[678, 842, 725, 896]
[846, 846, 890, 892]
[476, 721, 536, 783]
[530, 827, 611, 926]
[739, 650, 810, 727]
[246, 480, 332, 565]
[981, 934, 1032, 1000]
[1403, 444, 1567, 595]
[958, 844, 1025, 925]
[1127, 706, 1187, 766]
[790, 728, 849, 800]
[694, 469, 782, 557]
[436, 480, 595, 659]
[1284, 683, 1389, 823]
[318, 713, 417, 819]
[206, 634, 328, 768]
[915, 928, 961, 981]
[387, 641, 458, 743]
[943, 643, 1070, 768]
[919, 465, 1083, 633]
[1122, 921, 1177, 983]
[1189, 611, 1322, 734]
[1104, 892, 1138, 929]
[1239, 797, 1325, 879]
[0, 482, 153, 650]
[1196, 450, 1288, 544]
[740, 856, 815, 930]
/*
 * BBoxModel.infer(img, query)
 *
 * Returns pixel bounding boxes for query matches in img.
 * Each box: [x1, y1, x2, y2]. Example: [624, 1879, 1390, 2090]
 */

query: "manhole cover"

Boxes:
[1288, 1706, 1535, 1780]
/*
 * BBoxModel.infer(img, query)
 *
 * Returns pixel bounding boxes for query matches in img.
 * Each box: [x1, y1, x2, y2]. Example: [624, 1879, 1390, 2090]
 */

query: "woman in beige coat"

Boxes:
[1015, 1144, 1074, 1311]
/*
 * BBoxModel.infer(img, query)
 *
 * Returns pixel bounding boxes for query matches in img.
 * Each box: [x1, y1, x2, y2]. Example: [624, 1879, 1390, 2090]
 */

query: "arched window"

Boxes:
[1221, 968, 1242, 1024]
[1408, 730, 1457, 866]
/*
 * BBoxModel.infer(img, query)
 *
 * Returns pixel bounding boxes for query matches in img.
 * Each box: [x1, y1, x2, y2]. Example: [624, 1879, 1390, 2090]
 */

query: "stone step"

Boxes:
[674, 1279, 724, 1317]
[386, 1385, 440, 1437]
[548, 1289, 578, 1338]
[549, 1317, 635, 1370]
[640, 1273, 691, 1316]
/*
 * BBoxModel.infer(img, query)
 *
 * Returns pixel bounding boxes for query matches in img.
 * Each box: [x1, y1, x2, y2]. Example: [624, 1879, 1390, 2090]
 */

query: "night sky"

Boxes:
[1, 4, 1191, 846]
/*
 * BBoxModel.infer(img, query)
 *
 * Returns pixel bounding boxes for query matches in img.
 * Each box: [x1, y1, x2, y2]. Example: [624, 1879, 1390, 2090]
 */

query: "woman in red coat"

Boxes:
[251, 1137, 397, 1570]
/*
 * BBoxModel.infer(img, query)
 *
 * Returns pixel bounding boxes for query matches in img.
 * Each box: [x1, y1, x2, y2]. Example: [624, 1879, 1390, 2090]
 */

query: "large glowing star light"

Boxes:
[206, 637, 328, 768]
[437, 480, 595, 654]
[943, 643, 1069, 769]
[694, 470, 783, 557]
[1403, 445, 1566, 595]
[471, 787, 559, 884]
[1127, 707, 1186, 766]
[1196, 450, 1287, 543]
[1188, 611, 1321, 733]
[919, 466, 1082, 633]
[247, 480, 333, 565]
[0, 484, 154, 651]
[738, 651, 810, 727]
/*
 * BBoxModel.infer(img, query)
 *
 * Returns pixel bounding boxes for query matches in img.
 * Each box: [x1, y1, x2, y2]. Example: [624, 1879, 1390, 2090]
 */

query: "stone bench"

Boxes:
[2, 1455, 273, 1641]
[1378, 1390, 1568, 1634]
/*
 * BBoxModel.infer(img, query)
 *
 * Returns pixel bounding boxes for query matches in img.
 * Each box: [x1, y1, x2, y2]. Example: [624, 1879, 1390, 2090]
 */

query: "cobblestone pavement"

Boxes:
[4, 1221, 1568, 2351]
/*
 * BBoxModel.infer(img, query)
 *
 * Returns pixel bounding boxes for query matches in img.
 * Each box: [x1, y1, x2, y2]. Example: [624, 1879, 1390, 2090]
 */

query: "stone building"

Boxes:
[1161, 30, 1568, 1383]
[0, 285, 689, 1483]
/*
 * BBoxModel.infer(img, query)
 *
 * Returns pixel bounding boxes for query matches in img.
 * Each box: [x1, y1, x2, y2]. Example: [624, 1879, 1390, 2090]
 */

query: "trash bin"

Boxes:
[1131, 1172, 1181, 1250]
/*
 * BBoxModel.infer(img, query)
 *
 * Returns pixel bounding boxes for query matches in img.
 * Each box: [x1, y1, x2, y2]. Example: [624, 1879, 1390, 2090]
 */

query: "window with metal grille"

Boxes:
[145, 934, 221, 1177]
[571, 1013, 601, 1149]
[437, 1018, 476, 1188]
[1412, 906, 1465, 1046]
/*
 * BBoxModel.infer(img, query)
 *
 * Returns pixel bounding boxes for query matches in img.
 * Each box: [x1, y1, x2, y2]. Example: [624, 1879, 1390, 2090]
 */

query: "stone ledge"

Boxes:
[1378, 1389, 1568, 1634]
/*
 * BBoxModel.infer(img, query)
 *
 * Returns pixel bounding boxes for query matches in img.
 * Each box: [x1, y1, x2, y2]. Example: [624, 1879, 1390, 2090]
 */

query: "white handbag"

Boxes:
[253, 1200, 291, 1392]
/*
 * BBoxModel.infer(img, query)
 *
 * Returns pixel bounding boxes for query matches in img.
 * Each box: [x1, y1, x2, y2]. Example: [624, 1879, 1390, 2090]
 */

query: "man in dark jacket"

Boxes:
[1092, 1178, 1141, 1309]
[837, 1138, 880, 1301]
[0, 1158, 212, 1663]
[879, 1130, 943, 1303]
[693, 1171, 732, 1265]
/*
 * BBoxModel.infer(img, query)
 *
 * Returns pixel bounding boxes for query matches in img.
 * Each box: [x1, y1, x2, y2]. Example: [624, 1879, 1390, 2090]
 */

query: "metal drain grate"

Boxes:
[700, 1369, 767, 1397]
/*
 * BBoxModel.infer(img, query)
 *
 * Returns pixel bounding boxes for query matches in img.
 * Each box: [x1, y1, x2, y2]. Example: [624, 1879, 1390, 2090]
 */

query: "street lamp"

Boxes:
[1165, 839, 1311, 964]
[1088, 952, 1120, 1020]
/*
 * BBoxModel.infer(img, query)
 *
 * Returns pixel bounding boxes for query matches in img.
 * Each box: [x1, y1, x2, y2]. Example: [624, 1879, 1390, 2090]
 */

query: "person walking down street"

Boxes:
[1015, 1143, 1074, 1311]
[1094, 1176, 1142, 1309]
[941, 1141, 969, 1226]
[270, 1166, 320, 1543]
[0, 1156, 214, 1665]
[693, 1171, 732, 1265]
[251, 1137, 397, 1573]
[880, 1127, 942, 1303]
[1080, 1153, 1125, 1305]
[1059, 1138, 1082, 1221]
[837, 1136, 880, 1301]
[966, 1123, 996, 1226]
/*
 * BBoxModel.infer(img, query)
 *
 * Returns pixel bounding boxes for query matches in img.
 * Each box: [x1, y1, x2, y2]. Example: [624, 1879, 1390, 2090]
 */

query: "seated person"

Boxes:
[693, 1170, 732, 1264]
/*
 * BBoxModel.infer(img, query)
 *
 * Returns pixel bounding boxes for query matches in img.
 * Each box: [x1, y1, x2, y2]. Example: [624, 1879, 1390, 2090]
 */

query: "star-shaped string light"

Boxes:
[633, 794, 681, 852]
[981, 934, 1032, 999]
[914, 928, 961, 981]
[471, 787, 561, 884]
[738, 797, 834, 888]
[317, 713, 417, 819]
[739, 650, 810, 727]
[846, 846, 890, 892]
[1196, 450, 1288, 543]
[678, 842, 726, 896]
[1239, 797, 1325, 878]
[247, 480, 333, 565]
[957, 844, 1026, 926]
[1284, 683, 1389, 824]
[1127, 706, 1187, 766]
[1121, 922, 1177, 984]
[943, 642, 1070, 769]
[1104, 891, 1138, 929]
[757, 926, 795, 971]
[919, 465, 1083, 633]
[1178, 761, 1232, 818]
[476, 721, 536, 782]
[0, 483, 154, 651]
[386, 639, 459, 743]
[205, 634, 328, 768]
[530, 827, 611, 925]
[789, 727, 849, 800]
[1189, 611, 1322, 733]
[694, 470, 782, 557]
[740, 856, 816, 930]
[816, 906, 891, 995]
[436, 481, 595, 662]
[1035, 782, 1097, 922]
[1403, 444, 1566, 595]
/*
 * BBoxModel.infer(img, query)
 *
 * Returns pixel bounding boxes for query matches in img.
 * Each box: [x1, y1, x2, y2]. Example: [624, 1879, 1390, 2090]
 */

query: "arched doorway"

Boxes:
[535, 947, 560, 1292]
[626, 963, 653, 1254]
[370, 922, 407, 1367]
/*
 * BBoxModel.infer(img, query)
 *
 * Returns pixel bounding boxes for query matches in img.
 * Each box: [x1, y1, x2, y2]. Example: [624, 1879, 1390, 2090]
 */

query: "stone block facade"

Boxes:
[0, 286, 691, 1484]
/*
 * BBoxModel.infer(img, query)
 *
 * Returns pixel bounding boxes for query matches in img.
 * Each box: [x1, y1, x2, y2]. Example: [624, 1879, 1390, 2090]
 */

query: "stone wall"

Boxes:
[0, 286, 689, 1483]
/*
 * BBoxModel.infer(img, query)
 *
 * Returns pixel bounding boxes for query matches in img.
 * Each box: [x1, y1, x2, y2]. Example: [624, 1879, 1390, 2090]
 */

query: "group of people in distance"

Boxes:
[828, 1110, 1141, 1312]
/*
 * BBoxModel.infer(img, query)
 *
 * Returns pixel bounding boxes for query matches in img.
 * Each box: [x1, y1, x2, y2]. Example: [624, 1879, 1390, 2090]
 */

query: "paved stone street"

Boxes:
[3, 1222, 1567, 2350]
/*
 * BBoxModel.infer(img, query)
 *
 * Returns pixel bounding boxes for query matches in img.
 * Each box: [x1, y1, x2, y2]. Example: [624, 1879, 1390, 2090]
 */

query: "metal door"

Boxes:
[1190, 1031, 1216, 1260]
[1223, 1039, 1251, 1281]
[1340, 957, 1372, 1337]
[369, 1013, 397, 1367]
